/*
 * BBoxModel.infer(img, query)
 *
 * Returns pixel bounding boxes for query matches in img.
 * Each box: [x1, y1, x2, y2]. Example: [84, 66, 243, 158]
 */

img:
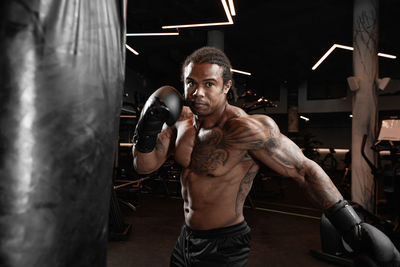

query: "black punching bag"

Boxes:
[0, 1, 125, 266]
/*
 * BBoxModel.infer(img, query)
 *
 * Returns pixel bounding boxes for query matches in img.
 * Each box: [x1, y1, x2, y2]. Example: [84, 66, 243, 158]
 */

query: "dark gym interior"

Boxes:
[1, 0, 400, 267]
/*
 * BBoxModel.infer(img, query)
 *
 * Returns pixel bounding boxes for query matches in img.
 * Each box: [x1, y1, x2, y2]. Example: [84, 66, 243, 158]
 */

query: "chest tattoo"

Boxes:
[190, 129, 229, 174]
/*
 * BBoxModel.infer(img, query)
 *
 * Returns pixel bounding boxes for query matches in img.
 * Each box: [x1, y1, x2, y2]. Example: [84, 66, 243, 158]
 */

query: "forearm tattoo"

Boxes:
[154, 127, 175, 153]
[263, 136, 340, 209]
[302, 161, 341, 210]
[250, 117, 340, 209]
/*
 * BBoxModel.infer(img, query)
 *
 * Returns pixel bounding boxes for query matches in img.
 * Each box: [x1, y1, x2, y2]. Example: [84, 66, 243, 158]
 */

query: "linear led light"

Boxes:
[300, 115, 310, 121]
[231, 68, 251, 76]
[162, 0, 233, 29]
[316, 148, 350, 153]
[126, 44, 139, 55]
[126, 32, 179, 36]
[378, 52, 397, 59]
[312, 43, 397, 70]
[228, 0, 236, 16]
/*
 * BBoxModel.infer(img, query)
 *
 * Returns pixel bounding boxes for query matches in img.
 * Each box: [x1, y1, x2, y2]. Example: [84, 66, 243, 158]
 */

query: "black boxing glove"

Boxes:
[326, 200, 400, 266]
[133, 86, 183, 153]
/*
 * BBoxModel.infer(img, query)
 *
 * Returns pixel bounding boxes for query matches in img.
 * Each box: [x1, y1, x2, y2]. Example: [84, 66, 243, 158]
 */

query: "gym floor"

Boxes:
[107, 176, 338, 267]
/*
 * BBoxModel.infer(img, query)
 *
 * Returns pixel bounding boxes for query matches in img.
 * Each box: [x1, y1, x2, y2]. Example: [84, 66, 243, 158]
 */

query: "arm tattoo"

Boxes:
[154, 137, 166, 153]
[222, 120, 266, 149]
[237, 115, 341, 210]
[154, 128, 174, 153]
[262, 137, 305, 174]
[303, 162, 341, 210]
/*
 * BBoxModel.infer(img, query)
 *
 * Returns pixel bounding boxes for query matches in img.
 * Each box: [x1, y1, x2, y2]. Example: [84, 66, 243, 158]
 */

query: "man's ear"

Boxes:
[224, 80, 232, 94]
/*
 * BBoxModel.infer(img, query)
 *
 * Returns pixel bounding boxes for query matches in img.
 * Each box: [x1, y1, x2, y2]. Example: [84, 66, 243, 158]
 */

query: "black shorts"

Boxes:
[170, 221, 251, 267]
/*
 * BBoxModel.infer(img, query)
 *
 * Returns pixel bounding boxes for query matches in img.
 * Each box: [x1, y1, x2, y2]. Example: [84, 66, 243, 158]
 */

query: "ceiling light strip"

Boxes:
[125, 44, 139, 55]
[378, 52, 397, 59]
[162, 22, 232, 29]
[312, 43, 397, 70]
[228, 0, 236, 16]
[300, 115, 310, 121]
[162, 0, 233, 29]
[126, 32, 179, 36]
[335, 44, 353, 51]
[311, 44, 337, 70]
[231, 68, 251, 75]
[221, 0, 233, 23]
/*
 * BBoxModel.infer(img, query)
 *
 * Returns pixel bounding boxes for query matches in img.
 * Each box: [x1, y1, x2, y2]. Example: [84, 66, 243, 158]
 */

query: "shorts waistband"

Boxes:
[184, 221, 250, 239]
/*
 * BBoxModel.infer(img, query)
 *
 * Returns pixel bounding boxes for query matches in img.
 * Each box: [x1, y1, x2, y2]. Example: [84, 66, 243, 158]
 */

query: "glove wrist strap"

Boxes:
[133, 134, 158, 153]
[326, 200, 362, 234]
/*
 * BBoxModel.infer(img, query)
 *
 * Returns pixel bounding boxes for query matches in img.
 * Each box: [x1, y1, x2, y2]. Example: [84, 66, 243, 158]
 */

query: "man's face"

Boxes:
[183, 62, 231, 116]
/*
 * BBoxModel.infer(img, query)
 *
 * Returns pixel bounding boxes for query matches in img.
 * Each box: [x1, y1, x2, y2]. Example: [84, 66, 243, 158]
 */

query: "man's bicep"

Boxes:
[250, 134, 306, 179]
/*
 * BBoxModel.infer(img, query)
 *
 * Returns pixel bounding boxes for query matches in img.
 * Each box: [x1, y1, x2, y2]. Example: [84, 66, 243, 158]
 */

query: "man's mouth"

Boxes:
[193, 102, 207, 108]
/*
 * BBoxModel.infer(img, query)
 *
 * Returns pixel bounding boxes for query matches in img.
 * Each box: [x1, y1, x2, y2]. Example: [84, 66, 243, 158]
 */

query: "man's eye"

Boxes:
[187, 81, 194, 87]
[205, 82, 213, 87]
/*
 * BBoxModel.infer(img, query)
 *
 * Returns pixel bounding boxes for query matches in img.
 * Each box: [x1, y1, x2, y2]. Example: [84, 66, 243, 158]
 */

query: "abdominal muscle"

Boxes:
[180, 163, 255, 230]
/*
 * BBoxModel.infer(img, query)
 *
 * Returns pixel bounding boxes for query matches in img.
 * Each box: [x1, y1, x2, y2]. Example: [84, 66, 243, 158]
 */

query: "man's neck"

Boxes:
[194, 103, 228, 130]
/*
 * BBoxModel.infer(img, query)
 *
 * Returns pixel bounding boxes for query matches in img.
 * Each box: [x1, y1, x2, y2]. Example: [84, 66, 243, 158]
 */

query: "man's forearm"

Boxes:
[133, 149, 160, 174]
[303, 159, 343, 211]
[132, 129, 173, 174]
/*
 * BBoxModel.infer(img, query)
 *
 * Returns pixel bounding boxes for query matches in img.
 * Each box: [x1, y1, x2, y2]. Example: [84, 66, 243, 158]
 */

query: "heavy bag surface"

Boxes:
[0, 1, 125, 266]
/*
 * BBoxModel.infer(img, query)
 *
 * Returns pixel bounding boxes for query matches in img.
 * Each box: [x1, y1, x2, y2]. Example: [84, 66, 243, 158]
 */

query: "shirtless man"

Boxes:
[132, 47, 400, 266]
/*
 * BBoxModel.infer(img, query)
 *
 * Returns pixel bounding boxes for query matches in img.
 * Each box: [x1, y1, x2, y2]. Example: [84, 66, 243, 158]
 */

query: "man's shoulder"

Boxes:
[248, 114, 278, 129]
[225, 107, 277, 130]
[221, 107, 280, 146]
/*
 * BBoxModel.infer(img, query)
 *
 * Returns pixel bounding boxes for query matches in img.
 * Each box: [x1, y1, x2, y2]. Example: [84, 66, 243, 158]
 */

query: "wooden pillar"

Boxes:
[351, 0, 379, 212]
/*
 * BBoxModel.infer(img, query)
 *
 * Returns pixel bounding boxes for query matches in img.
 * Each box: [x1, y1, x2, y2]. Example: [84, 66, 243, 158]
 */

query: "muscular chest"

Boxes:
[174, 125, 245, 176]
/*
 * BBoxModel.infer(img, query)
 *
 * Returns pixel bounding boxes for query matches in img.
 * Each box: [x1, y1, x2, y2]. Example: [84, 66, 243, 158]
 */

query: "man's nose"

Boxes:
[192, 86, 205, 97]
